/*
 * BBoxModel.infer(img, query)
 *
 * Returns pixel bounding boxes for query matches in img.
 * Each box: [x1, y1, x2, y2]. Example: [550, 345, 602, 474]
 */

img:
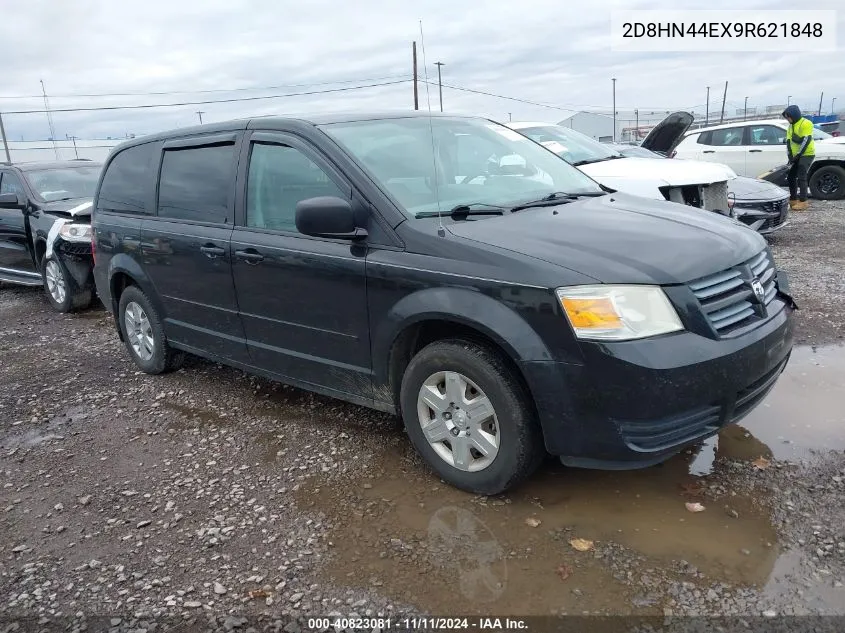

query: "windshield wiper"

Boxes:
[509, 191, 604, 213]
[416, 202, 507, 219]
[572, 155, 623, 167]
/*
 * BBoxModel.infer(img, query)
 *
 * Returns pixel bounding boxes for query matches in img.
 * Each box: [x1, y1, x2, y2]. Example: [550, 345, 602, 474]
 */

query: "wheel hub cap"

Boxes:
[417, 371, 500, 472]
[124, 301, 155, 362]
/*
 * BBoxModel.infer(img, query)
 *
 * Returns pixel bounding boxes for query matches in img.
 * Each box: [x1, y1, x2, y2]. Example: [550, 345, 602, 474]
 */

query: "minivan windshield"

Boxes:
[321, 117, 604, 218]
[514, 125, 623, 166]
[25, 166, 101, 202]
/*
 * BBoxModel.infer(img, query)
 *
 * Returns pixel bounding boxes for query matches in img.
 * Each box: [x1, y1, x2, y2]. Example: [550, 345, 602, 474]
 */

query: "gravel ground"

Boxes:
[767, 198, 845, 346]
[1, 201, 843, 632]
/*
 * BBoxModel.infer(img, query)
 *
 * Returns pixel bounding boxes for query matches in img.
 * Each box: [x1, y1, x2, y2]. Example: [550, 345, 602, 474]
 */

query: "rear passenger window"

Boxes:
[158, 144, 234, 224]
[98, 143, 156, 214]
[246, 143, 347, 232]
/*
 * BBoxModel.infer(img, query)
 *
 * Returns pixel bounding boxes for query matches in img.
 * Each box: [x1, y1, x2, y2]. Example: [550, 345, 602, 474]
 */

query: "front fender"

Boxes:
[371, 286, 555, 386]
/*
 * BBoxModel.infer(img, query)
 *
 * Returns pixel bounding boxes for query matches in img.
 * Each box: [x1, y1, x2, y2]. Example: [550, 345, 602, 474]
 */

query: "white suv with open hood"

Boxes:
[673, 117, 845, 200]
[508, 113, 736, 213]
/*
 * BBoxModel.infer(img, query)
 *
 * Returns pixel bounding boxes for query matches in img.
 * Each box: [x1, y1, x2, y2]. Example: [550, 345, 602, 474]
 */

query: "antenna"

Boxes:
[418, 20, 444, 235]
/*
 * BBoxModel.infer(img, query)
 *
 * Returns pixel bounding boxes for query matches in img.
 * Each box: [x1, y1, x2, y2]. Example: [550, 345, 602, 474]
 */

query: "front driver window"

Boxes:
[710, 128, 745, 146]
[246, 143, 348, 233]
[0, 172, 25, 196]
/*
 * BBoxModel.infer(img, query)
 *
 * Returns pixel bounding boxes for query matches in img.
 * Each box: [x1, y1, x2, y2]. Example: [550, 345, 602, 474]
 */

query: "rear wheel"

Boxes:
[117, 285, 184, 374]
[809, 164, 845, 200]
[400, 339, 545, 494]
[42, 256, 92, 313]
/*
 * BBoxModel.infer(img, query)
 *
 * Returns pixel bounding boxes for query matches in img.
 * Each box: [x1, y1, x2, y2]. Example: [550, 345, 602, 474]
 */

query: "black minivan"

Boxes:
[92, 113, 794, 494]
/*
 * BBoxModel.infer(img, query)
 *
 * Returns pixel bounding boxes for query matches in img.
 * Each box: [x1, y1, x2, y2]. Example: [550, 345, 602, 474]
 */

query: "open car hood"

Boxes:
[641, 111, 695, 154]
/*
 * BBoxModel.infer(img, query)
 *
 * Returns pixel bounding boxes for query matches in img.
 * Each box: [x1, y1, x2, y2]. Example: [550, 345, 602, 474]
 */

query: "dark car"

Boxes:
[91, 113, 795, 494]
[607, 144, 790, 235]
[0, 160, 100, 311]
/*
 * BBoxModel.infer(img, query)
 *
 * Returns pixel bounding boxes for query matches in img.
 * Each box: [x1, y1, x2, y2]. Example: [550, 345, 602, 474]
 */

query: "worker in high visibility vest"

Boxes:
[781, 105, 815, 211]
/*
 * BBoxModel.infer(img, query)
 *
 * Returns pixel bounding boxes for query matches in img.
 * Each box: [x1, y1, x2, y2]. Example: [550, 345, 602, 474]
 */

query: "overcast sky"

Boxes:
[1, 0, 842, 140]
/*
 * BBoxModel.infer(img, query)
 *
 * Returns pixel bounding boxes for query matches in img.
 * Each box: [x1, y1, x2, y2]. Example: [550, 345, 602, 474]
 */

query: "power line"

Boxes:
[3, 80, 411, 115]
[0, 74, 411, 100]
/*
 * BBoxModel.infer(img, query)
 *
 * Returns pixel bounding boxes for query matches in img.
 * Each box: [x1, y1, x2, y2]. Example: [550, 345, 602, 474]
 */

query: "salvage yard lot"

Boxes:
[1, 200, 844, 629]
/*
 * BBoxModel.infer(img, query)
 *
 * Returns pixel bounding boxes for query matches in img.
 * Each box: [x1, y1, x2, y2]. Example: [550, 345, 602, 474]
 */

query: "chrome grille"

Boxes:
[688, 249, 778, 335]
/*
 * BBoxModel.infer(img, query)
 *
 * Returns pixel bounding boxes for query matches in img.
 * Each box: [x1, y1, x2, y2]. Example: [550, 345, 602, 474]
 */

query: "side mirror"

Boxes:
[295, 196, 367, 240]
[0, 192, 26, 210]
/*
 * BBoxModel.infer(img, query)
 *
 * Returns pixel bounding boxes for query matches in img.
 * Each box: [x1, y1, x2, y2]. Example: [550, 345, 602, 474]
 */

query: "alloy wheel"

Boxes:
[124, 301, 155, 361]
[45, 260, 67, 305]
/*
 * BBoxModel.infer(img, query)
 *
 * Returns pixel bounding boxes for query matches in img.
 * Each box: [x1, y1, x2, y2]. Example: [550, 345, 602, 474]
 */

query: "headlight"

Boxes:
[556, 285, 683, 341]
[59, 223, 92, 242]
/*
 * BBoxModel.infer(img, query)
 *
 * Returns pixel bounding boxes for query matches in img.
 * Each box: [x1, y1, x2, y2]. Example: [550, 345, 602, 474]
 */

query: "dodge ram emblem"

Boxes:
[751, 278, 766, 301]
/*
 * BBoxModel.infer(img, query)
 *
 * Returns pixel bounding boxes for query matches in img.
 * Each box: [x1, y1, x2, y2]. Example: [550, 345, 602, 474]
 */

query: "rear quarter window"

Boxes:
[98, 143, 157, 214]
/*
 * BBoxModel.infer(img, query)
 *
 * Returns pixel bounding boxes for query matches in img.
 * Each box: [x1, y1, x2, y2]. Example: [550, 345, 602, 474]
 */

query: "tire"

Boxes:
[809, 164, 845, 200]
[400, 339, 545, 495]
[42, 256, 92, 313]
[117, 285, 184, 374]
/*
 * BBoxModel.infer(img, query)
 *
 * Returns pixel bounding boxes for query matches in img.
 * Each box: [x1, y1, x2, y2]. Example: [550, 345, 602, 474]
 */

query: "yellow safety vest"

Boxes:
[786, 118, 816, 157]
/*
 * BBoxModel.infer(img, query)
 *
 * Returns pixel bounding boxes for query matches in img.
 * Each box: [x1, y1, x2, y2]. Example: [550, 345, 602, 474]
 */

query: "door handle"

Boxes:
[235, 249, 265, 265]
[749, 149, 763, 152]
[200, 244, 226, 258]
[702, 150, 716, 154]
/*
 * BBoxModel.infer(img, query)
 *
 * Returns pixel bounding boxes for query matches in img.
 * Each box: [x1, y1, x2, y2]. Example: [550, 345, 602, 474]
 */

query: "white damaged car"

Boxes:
[508, 113, 737, 213]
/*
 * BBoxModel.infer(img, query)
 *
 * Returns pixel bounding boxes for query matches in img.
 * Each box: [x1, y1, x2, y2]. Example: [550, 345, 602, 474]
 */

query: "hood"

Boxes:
[40, 198, 93, 218]
[640, 111, 694, 154]
[446, 192, 764, 285]
[818, 135, 845, 145]
[782, 104, 802, 123]
[728, 176, 787, 200]
[579, 156, 736, 187]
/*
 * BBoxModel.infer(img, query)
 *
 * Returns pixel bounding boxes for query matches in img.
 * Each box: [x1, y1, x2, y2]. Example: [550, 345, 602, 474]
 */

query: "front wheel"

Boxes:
[809, 164, 845, 200]
[400, 339, 545, 494]
[42, 256, 92, 313]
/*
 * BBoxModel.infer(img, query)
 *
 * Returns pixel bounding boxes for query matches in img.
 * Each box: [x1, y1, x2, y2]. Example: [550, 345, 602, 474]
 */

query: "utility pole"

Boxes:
[612, 78, 617, 142]
[719, 81, 728, 124]
[0, 112, 11, 163]
[743, 96, 749, 120]
[508, 112, 512, 122]
[434, 61, 445, 112]
[787, 95, 791, 106]
[70, 135, 79, 159]
[634, 109, 639, 139]
[40, 79, 59, 160]
[196, 111, 205, 124]
[412, 41, 419, 111]
[818, 91, 824, 116]
[705, 86, 710, 125]
[833, 97, 837, 113]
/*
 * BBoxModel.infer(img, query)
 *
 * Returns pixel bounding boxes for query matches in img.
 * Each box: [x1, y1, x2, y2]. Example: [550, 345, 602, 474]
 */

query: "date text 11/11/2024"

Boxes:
[306, 617, 529, 631]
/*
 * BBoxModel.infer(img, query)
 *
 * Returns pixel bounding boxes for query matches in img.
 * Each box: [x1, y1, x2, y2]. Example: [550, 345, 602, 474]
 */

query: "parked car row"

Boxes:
[507, 118, 790, 234]
[674, 115, 845, 200]
[2, 113, 796, 495]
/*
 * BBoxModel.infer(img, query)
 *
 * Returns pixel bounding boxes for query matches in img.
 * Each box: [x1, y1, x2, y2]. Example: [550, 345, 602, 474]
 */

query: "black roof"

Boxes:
[6, 160, 103, 171]
[106, 111, 482, 154]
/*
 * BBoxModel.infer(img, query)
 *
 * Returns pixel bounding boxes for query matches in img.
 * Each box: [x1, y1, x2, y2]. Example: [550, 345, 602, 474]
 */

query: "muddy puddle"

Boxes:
[289, 345, 844, 616]
[738, 345, 845, 461]
[1, 406, 87, 452]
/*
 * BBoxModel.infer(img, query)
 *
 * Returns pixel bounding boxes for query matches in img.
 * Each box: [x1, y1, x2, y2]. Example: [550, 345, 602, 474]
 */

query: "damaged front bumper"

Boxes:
[54, 237, 95, 294]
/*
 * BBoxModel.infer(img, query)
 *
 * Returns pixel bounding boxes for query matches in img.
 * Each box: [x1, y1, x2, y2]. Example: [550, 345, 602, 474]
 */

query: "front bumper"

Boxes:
[54, 239, 94, 293]
[732, 198, 790, 234]
[521, 299, 794, 468]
